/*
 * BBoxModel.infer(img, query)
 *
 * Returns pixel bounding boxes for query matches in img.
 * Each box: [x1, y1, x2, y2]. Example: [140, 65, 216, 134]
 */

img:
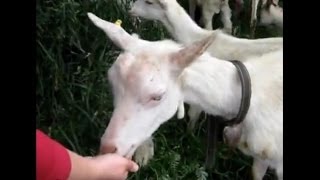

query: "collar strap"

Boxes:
[225, 60, 252, 126]
[205, 60, 252, 170]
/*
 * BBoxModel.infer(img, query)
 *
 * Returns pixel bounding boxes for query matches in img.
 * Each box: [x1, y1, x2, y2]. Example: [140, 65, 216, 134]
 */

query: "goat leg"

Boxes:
[250, 0, 259, 38]
[221, 0, 233, 34]
[187, 105, 202, 131]
[252, 158, 269, 180]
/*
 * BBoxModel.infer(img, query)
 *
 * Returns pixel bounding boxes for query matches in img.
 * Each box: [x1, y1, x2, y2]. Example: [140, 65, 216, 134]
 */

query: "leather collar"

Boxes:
[205, 60, 252, 170]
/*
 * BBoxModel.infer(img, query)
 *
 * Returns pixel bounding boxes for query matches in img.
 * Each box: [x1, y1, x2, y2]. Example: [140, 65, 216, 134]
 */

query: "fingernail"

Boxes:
[133, 163, 139, 172]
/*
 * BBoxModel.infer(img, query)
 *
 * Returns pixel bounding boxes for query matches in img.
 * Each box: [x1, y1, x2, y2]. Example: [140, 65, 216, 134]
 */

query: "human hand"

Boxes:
[88, 153, 139, 180]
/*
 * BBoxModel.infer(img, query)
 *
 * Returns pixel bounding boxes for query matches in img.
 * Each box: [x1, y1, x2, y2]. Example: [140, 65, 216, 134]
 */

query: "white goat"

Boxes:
[129, 0, 283, 131]
[259, 0, 283, 29]
[251, 0, 283, 36]
[87, 12, 283, 180]
[188, 0, 234, 33]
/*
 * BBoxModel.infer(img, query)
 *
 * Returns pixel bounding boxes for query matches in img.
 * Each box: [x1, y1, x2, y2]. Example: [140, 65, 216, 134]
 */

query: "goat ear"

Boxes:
[87, 12, 137, 51]
[169, 33, 216, 73]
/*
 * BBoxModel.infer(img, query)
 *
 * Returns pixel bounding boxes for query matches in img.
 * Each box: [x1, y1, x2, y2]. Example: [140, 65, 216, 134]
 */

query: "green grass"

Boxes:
[36, 0, 282, 179]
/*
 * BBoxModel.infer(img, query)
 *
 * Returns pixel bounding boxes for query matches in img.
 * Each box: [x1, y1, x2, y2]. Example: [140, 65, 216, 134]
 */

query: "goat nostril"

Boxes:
[100, 144, 117, 154]
[112, 147, 117, 153]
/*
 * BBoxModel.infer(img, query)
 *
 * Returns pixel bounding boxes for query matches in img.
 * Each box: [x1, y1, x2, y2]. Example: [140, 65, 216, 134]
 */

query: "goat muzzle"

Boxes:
[99, 143, 117, 155]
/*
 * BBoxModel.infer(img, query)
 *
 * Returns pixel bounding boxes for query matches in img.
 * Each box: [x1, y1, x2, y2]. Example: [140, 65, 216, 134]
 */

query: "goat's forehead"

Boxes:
[110, 52, 166, 85]
[108, 39, 181, 84]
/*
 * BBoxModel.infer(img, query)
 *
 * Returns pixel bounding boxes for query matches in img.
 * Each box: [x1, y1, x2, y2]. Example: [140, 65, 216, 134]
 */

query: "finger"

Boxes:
[126, 160, 139, 172]
[123, 171, 128, 179]
[127, 156, 133, 160]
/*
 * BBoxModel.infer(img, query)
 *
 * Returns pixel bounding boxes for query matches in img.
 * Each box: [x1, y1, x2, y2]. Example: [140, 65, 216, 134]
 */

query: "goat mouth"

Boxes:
[123, 145, 137, 159]
[129, 10, 137, 17]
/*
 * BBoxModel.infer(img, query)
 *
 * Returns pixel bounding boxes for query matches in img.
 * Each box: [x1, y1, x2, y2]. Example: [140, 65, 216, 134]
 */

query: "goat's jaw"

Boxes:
[128, 9, 137, 17]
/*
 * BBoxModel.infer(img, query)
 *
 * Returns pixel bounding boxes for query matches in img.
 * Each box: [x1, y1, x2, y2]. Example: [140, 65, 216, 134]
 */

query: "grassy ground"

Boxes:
[36, 0, 282, 179]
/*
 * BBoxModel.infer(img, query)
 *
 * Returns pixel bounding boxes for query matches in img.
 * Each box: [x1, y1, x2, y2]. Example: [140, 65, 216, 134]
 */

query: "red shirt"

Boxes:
[36, 129, 71, 180]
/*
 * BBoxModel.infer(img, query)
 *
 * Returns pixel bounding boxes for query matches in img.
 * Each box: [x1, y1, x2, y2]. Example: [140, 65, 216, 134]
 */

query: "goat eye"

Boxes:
[145, 0, 153, 4]
[151, 95, 162, 101]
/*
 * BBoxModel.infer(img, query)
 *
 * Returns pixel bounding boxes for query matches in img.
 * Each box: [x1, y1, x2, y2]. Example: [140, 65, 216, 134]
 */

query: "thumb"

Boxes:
[126, 160, 139, 172]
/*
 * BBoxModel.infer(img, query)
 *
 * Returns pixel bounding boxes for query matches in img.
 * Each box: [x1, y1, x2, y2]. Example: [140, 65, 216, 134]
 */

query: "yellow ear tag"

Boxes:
[115, 19, 122, 27]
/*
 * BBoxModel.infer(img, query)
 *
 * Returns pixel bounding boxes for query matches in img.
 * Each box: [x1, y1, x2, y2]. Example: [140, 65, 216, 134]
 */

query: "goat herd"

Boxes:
[86, 0, 283, 179]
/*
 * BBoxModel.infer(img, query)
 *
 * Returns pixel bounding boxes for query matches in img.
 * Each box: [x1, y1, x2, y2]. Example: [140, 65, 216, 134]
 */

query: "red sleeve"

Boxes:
[36, 129, 71, 180]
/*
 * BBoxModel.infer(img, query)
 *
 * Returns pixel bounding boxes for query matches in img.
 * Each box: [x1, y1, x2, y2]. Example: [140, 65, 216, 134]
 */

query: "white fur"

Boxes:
[87, 13, 283, 180]
[251, 0, 283, 32]
[129, 0, 283, 130]
[188, 0, 233, 33]
[260, 2, 283, 29]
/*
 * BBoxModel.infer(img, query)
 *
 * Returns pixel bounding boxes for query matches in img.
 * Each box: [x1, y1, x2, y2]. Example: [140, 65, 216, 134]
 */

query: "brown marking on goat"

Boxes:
[260, 146, 273, 160]
[238, 140, 248, 150]
[243, 141, 248, 148]
[260, 149, 268, 160]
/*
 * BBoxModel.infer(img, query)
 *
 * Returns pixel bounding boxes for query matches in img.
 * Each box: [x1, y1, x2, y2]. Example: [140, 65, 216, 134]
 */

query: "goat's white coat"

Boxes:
[129, 0, 283, 134]
[129, 0, 283, 60]
[188, 0, 233, 33]
[260, 2, 283, 29]
[251, 0, 283, 30]
[87, 13, 283, 180]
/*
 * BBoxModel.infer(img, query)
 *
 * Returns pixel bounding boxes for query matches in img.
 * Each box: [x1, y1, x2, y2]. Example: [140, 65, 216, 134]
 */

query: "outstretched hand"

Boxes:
[88, 153, 139, 180]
